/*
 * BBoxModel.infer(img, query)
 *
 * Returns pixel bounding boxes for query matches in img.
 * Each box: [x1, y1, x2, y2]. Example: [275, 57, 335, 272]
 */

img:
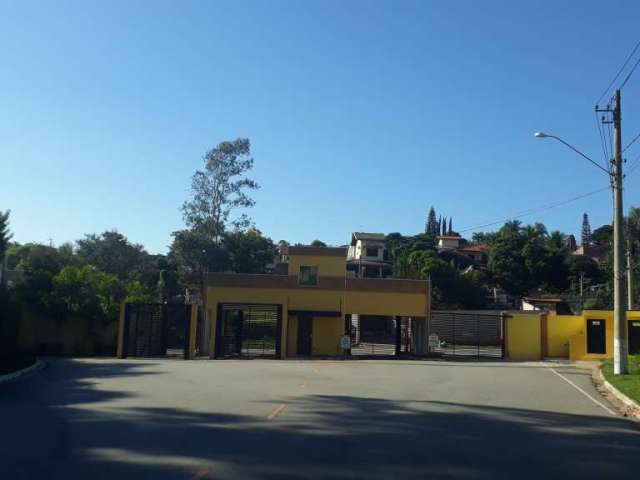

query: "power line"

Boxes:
[623, 129, 640, 153]
[620, 55, 640, 90]
[457, 186, 611, 234]
[595, 111, 610, 165]
[596, 38, 640, 105]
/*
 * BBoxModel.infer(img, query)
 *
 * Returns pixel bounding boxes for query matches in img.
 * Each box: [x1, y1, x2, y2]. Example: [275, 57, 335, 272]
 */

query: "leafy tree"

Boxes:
[182, 138, 259, 241]
[592, 224, 613, 247]
[310, 239, 327, 247]
[0, 210, 12, 260]
[487, 221, 529, 296]
[581, 213, 592, 246]
[76, 231, 147, 281]
[225, 229, 276, 273]
[169, 228, 229, 282]
[448, 218, 453, 235]
[12, 244, 67, 308]
[52, 265, 123, 319]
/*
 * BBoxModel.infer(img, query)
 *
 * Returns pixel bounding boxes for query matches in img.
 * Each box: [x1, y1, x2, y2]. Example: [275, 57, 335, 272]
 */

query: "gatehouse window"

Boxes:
[299, 266, 318, 286]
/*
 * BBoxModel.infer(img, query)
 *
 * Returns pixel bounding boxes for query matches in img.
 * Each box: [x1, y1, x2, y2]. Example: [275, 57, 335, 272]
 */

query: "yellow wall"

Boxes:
[345, 291, 427, 317]
[312, 317, 344, 356]
[288, 254, 346, 278]
[558, 310, 640, 361]
[547, 313, 583, 357]
[506, 313, 541, 361]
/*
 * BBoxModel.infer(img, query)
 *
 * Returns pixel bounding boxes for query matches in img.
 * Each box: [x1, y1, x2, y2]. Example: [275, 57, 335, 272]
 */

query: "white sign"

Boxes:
[428, 334, 440, 348]
[341, 335, 351, 350]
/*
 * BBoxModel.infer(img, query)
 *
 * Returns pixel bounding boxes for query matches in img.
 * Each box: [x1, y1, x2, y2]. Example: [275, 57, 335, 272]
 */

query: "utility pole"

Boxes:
[627, 237, 634, 310]
[612, 89, 629, 375]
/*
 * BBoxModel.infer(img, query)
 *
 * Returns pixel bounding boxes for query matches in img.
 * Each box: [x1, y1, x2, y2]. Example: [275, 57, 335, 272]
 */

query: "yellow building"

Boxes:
[189, 246, 430, 359]
[504, 309, 640, 361]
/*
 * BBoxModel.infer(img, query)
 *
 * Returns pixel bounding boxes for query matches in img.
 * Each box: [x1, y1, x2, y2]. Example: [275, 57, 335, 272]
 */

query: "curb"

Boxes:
[595, 366, 640, 420]
[0, 358, 44, 385]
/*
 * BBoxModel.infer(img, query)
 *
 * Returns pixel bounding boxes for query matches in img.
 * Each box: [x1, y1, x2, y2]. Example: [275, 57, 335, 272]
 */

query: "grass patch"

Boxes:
[0, 355, 37, 375]
[602, 354, 640, 404]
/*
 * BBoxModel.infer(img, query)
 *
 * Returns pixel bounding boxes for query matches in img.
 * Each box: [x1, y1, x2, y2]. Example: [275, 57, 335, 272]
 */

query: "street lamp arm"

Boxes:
[542, 134, 611, 175]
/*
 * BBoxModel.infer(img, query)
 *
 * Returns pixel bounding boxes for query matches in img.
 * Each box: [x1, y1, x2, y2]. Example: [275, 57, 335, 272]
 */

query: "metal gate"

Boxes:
[122, 303, 190, 359]
[215, 303, 282, 358]
[349, 315, 413, 356]
[430, 311, 504, 359]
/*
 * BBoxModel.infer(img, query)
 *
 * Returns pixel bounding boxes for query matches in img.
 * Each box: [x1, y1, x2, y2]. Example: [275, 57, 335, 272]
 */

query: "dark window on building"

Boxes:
[299, 266, 318, 286]
[366, 247, 379, 257]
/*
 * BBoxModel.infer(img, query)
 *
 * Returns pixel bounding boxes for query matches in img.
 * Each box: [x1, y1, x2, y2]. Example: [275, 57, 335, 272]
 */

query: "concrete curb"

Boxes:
[0, 358, 44, 384]
[595, 366, 640, 420]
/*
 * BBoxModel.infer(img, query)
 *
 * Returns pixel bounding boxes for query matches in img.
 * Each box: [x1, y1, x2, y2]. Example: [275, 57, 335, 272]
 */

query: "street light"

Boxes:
[534, 132, 610, 174]
[534, 126, 629, 375]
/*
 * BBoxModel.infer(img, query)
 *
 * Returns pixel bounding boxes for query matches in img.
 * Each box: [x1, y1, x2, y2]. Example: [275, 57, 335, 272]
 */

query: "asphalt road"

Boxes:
[2, 358, 640, 479]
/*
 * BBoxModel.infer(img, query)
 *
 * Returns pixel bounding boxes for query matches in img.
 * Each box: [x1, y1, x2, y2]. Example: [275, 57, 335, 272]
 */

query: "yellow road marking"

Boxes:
[190, 468, 210, 480]
[267, 403, 287, 420]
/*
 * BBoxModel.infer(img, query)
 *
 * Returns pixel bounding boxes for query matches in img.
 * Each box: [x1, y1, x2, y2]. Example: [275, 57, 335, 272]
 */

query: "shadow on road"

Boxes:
[1, 359, 639, 479]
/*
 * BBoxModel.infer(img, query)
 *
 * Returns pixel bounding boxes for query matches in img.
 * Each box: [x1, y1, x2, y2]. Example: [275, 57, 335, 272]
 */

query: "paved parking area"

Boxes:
[2, 358, 640, 479]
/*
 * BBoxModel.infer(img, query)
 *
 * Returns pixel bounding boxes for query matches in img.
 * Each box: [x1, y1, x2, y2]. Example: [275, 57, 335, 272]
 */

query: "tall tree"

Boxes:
[448, 218, 453, 235]
[182, 138, 259, 242]
[0, 210, 12, 260]
[425, 207, 438, 236]
[441, 216, 447, 236]
[581, 213, 592, 246]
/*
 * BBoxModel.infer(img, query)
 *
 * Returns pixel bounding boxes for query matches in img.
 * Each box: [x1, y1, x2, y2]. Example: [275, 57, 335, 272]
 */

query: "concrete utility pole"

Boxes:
[627, 238, 634, 310]
[612, 89, 629, 375]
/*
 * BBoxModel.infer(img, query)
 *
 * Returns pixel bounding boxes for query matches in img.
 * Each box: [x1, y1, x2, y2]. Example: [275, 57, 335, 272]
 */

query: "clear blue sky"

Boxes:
[3, 0, 640, 253]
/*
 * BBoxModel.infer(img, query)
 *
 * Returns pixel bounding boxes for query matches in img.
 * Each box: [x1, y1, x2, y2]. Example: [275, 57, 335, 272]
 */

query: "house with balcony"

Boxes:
[346, 232, 393, 278]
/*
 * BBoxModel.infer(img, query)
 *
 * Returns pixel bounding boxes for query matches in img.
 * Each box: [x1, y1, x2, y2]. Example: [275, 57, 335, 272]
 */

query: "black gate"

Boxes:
[215, 303, 282, 359]
[349, 315, 413, 356]
[122, 303, 190, 359]
[430, 311, 504, 359]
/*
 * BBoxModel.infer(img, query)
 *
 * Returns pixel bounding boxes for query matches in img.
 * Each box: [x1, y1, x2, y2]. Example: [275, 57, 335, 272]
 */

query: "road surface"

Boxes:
[1, 358, 639, 479]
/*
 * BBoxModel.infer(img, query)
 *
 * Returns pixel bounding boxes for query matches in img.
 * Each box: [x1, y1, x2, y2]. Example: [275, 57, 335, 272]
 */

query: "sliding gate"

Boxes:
[215, 303, 282, 358]
[122, 303, 190, 359]
[430, 311, 504, 359]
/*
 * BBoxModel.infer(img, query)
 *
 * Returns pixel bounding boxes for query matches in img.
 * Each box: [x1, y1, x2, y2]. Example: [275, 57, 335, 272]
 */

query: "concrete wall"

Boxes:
[505, 312, 542, 361]
[504, 309, 640, 362]
[547, 313, 583, 358]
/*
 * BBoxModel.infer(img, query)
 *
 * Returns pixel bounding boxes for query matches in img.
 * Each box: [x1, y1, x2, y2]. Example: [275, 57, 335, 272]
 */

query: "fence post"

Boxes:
[116, 302, 126, 359]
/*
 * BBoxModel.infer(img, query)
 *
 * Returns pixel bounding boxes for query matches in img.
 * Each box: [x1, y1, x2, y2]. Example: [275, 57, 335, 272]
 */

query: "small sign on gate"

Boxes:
[341, 335, 351, 350]
[428, 333, 440, 349]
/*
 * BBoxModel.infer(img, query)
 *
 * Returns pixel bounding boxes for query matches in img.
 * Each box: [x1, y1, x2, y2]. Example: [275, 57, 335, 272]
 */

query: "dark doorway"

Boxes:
[297, 314, 313, 356]
[586, 319, 606, 354]
[629, 320, 640, 355]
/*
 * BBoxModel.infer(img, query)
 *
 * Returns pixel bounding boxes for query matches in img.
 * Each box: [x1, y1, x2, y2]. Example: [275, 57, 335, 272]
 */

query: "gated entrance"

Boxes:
[349, 315, 413, 356]
[122, 303, 190, 359]
[429, 311, 504, 359]
[215, 303, 282, 358]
